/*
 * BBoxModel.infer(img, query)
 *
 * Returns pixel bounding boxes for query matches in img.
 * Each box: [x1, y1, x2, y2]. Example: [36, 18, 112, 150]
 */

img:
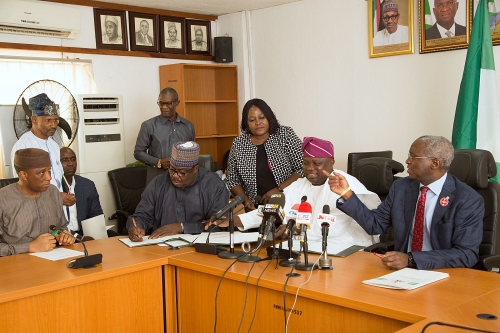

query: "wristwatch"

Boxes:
[180, 222, 184, 233]
[157, 159, 162, 168]
[408, 252, 417, 268]
[277, 185, 284, 192]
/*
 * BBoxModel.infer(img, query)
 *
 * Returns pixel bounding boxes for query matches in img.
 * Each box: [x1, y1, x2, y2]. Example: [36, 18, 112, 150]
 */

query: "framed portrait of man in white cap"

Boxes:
[186, 19, 211, 55]
[93, 9, 128, 51]
[160, 16, 186, 54]
[368, 0, 414, 58]
[129, 12, 159, 52]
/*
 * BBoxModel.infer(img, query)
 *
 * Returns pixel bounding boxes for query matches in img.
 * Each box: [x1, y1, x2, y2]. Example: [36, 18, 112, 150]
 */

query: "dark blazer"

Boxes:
[62, 175, 103, 232]
[425, 23, 466, 40]
[135, 32, 154, 45]
[337, 174, 484, 270]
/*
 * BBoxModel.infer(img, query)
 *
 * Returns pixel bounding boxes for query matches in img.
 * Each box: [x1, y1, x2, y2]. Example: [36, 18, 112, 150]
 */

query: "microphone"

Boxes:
[259, 193, 286, 242]
[50, 225, 103, 269]
[295, 201, 318, 271]
[300, 195, 307, 203]
[318, 205, 333, 270]
[209, 193, 245, 222]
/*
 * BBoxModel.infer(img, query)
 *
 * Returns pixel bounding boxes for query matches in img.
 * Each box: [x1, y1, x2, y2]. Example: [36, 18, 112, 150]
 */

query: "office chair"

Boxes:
[0, 178, 18, 189]
[347, 150, 393, 176]
[108, 166, 148, 235]
[198, 154, 216, 172]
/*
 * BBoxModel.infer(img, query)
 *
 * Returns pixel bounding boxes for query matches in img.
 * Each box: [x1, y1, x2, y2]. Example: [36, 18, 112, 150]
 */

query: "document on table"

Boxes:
[30, 248, 84, 261]
[120, 232, 259, 248]
[362, 268, 449, 290]
[280, 239, 364, 257]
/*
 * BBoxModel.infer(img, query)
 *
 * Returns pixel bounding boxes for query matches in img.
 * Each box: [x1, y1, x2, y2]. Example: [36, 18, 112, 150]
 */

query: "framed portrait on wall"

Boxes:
[93, 8, 128, 51]
[419, 0, 470, 53]
[368, 0, 414, 58]
[160, 16, 186, 54]
[128, 12, 159, 52]
[471, 0, 500, 45]
[186, 19, 211, 55]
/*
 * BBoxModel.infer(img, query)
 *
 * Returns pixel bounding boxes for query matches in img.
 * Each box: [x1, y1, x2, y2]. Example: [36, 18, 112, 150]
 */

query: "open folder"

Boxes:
[362, 268, 449, 290]
[119, 231, 259, 248]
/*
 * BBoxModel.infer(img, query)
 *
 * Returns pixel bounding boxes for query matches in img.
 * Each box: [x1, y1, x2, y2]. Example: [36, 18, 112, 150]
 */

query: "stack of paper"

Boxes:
[362, 268, 449, 290]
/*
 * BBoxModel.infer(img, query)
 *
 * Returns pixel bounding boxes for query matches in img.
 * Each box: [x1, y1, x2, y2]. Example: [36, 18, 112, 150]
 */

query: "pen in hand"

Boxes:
[132, 217, 143, 241]
[373, 252, 384, 259]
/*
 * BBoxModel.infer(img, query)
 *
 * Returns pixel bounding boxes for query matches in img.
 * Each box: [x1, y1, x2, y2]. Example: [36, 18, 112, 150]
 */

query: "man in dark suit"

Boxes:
[425, 0, 466, 40]
[135, 20, 154, 46]
[324, 135, 484, 270]
[60, 147, 104, 237]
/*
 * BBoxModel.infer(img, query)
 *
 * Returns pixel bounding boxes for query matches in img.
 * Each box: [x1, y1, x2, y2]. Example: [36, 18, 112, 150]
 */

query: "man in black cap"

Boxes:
[11, 93, 75, 208]
[0, 148, 74, 256]
[127, 141, 228, 241]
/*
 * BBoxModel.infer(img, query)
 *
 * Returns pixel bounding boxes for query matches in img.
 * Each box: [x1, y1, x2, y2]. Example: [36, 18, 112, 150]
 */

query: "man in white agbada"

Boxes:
[373, 0, 408, 46]
[210, 137, 381, 247]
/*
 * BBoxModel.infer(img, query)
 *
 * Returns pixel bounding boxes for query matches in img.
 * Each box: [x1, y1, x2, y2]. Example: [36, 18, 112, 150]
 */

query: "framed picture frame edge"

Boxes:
[186, 19, 212, 56]
[160, 16, 187, 54]
[93, 8, 129, 51]
[128, 12, 160, 52]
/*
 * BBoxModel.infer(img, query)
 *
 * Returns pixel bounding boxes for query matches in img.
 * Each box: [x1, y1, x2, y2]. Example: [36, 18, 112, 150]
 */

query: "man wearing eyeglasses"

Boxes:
[325, 135, 484, 270]
[134, 87, 195, 184]
[127, 141, 229, 241]
[373, 0, 408, 46]
[425, 0, 466, 40]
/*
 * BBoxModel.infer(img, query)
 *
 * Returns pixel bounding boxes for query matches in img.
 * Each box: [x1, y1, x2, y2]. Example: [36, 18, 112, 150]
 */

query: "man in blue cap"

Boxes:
[11, 93, 75, 207]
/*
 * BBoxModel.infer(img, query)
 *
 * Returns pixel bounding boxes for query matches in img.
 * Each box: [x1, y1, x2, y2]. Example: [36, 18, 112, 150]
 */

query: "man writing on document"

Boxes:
[325, 135, 483, 270]
[208, 137, 381, 247]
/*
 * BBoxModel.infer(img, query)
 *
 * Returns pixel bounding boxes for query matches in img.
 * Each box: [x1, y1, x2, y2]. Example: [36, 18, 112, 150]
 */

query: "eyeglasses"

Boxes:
[168, 166, 195, 177]
[435, 1, 457, 10]
[382, 14, 399, 22]
[157, 100, 177, 107]
[407, 153, 436, 162]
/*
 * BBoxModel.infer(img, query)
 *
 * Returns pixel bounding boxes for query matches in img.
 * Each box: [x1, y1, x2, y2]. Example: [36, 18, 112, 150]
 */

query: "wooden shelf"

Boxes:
[160, 64, 239, 164]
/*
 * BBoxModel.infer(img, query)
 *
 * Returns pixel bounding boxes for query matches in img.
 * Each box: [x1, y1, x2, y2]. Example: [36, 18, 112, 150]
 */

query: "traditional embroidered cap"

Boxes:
[302, 137, 334, 158]
[171, 141, 200, 167]
[167, 22, 177, 30]
[105, 15, 119, 27]
[28, 93, 59, 117]
[194, 26, 203, 33]
[383, 0, 399, 14]
[14, 148, 51, 170]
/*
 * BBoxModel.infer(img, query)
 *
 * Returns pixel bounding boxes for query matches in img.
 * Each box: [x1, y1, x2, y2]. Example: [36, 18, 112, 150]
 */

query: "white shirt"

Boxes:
[436, 22, 457, 38]
[62, 176, 79, 232]
[373, 25, 409, 46]
[11, 131, 63, 191]
[408, 173, 447, 252]
[238, 170, 381, 247]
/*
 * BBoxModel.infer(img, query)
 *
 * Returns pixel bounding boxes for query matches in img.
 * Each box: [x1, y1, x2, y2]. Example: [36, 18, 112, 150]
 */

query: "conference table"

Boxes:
[1, 237, 499, 333]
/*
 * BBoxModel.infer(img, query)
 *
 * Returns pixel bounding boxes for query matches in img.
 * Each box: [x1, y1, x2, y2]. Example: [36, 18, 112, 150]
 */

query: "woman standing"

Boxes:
[226, 99, 303, 211]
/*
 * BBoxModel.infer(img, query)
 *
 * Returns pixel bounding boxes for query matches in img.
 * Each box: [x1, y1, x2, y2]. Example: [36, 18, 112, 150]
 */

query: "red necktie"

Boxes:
[411, 186, 429, 252]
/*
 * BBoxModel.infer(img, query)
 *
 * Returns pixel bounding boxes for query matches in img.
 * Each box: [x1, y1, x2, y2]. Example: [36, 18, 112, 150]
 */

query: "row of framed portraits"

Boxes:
[369, 0, 493, 58]
[93, 8, 211, 55]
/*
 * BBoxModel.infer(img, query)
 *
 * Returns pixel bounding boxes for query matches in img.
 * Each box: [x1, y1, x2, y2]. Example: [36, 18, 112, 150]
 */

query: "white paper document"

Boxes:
[81, 214, 108, 239]
[362, 268, 450, 290]
[30, 248, 84, 261]
[119, 232, 259, 248]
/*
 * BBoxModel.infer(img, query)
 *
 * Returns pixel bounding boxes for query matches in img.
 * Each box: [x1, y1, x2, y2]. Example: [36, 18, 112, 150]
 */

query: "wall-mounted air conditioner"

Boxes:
[0, 0, 80, 39]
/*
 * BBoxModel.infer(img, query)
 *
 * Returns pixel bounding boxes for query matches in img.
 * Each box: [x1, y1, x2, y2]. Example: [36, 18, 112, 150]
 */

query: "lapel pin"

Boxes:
[440, 196, 449, 207]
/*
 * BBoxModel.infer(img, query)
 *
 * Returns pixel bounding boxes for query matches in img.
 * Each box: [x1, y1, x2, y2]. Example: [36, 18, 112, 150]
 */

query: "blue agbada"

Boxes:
[126, 167, 229, 234]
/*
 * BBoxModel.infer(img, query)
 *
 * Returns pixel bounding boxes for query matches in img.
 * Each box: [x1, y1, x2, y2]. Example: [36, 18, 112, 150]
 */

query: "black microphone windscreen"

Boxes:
[322, 205, 330, 214]
[254, 195, 261, 203]
[233, 193, 245, 205]
[268, 193, 286, 207]
[301, 195, 307, 202]
[49, 225, 57, 231]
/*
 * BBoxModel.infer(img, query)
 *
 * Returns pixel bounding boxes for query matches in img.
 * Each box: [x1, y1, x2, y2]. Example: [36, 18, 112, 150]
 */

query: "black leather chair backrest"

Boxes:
[0, 178, 18, 189]
[355, 157, 404, 201]
[198, 154, 215, 172]
[108, 166, 147, 235]
[449, 149, 500, 265]
[347, 150, 392, 176]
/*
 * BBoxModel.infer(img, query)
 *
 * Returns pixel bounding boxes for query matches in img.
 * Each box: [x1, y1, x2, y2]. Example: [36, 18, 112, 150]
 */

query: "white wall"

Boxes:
[219, 0, 487, 174]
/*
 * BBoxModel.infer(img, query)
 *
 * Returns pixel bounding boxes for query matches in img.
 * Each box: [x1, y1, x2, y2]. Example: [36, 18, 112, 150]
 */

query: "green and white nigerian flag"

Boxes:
[424, 0, 433, 29]
[452, 0, 500, 183]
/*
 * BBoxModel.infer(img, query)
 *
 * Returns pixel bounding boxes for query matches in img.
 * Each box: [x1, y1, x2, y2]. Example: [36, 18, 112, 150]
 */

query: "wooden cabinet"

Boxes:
[159, 64, 239, 165]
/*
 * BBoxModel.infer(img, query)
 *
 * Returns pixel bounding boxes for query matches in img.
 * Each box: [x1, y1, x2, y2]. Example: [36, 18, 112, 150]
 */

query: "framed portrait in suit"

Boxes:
[160, 16, 186, 54]
[419, 0, 471, 53]
[186, 19, 211, 55]
[128, 12, 159, 52]
[368, 0, 414, 58]
[471, 0, 500, 45]
[93, 8, 128, 51]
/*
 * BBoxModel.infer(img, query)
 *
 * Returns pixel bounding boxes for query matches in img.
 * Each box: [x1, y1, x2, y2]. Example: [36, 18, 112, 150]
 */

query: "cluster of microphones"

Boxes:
[208, 192, 334, 270]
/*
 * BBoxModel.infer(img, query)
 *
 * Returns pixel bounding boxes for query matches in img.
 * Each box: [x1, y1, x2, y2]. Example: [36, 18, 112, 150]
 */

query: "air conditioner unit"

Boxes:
[0, 0, 80, 39]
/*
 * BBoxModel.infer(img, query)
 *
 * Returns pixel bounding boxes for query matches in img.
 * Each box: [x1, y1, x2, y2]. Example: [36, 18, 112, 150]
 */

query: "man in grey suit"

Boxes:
[425, 0, 466, 40]
[136, 20, 154, 46]
[324, 135, 483, 270]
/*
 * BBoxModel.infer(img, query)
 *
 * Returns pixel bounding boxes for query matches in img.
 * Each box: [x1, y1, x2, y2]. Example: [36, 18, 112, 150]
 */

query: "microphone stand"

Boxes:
[280, 226, 301, 267]
[218, 207, 245, 259]
[238, 216, 275, 263]
[318, 223, 333, 270]
[295, 225, 318, 271]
